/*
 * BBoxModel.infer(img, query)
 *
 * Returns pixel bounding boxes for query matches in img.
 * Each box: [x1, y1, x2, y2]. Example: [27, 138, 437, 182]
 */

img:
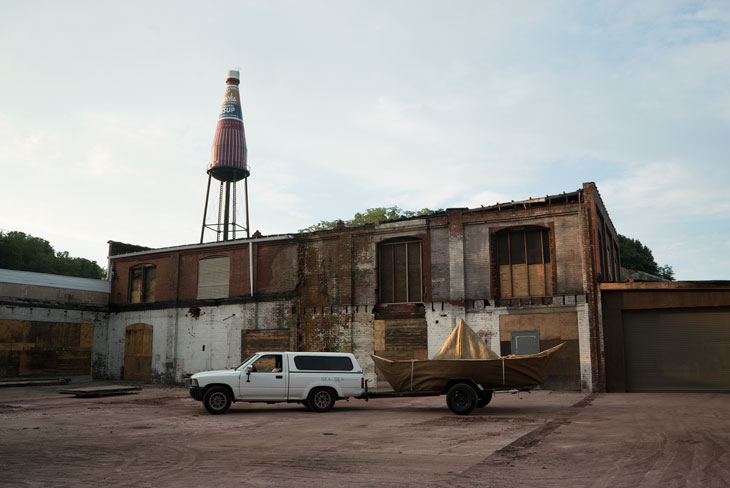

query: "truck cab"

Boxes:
[189, 352, 364, 414]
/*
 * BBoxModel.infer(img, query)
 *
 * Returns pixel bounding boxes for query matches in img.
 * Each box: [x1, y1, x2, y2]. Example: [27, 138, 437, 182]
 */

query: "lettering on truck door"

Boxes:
[239, 354, 287, 400]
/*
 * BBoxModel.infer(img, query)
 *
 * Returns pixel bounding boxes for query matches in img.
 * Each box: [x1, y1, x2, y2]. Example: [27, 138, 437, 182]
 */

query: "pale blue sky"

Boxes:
[1, 1, 728, 279]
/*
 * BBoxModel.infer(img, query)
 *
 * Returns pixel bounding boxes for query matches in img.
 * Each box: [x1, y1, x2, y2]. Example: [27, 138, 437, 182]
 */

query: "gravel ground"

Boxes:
[0, 383, 727, 487]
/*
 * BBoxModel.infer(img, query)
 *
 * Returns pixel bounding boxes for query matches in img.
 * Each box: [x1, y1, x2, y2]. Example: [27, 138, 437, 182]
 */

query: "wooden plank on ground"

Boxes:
[0, 378, 70, 388]
[59, 385, 142, 397]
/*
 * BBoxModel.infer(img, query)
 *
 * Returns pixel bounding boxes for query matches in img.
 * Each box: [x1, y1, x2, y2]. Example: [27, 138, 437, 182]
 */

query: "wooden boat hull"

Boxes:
[371, 343, 565, 392]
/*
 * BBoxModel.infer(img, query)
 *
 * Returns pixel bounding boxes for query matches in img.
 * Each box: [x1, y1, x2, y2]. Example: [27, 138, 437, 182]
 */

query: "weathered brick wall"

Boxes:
[301, 236, 349, 308]
[448, 212, 466, 302]
[552, 214, 586, 295]
[255, 242, 297, 294]
[110, 254, 173, 304]
[351, 306, 376, 384]
[464, 223, 491, 298]
[176, 246, 253, 300]
[429, 227, 450, 301]
[299, 307, 353, 353]
[102, 187, 611, 390]
[431, 206, 587, 301]
[426, 302, 461, 357]
[352, 234, 377, 306]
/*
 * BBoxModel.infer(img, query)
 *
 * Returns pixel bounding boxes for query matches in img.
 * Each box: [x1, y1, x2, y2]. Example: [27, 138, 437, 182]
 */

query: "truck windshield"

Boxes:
[234, 354, 257, 370]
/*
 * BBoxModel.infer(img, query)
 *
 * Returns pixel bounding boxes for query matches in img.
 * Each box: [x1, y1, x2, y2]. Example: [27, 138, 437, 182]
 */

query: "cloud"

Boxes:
[1, 1, 729, 280]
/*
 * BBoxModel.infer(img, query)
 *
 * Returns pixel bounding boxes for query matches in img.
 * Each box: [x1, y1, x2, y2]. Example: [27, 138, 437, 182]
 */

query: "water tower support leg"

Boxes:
[245, 177, 250, 239]
[200, 174, 212, 244]
[223, 181, 231, 241]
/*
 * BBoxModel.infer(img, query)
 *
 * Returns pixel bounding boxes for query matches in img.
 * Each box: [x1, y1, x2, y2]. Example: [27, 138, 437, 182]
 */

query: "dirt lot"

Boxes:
[0, 383, 728, 487]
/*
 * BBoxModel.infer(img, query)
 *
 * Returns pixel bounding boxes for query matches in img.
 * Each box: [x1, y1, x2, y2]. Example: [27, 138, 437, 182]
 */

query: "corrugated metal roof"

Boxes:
[0, 268, 110, 293]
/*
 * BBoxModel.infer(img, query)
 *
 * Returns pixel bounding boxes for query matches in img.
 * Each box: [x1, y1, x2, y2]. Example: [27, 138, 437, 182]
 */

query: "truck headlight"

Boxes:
[191, 378, 199, 387]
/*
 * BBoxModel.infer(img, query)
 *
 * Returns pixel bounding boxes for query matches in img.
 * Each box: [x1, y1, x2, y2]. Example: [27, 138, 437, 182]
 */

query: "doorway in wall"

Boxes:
[123, 323, 152, 381]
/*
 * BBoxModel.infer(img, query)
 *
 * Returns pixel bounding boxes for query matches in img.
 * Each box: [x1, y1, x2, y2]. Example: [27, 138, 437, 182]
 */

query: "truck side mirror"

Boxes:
[245, 364, 253, 382]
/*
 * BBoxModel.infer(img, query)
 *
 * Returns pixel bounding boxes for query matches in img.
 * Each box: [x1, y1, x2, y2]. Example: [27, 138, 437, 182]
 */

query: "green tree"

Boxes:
[300, 206, 443, 232]
[618, 234, 675, 281]
[0, 230, 105, 279]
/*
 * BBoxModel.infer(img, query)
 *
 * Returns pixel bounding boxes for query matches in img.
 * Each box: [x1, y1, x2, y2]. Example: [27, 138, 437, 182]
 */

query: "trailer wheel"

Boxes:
[446, 383, 477, 415]
[308, 387, 336, 412]
[477, 391, 493, 408]
[203, 386, 232, 415]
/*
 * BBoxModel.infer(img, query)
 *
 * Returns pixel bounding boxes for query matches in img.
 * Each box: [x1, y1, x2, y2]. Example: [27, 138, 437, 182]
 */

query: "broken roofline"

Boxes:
[302, 186, 586, 232]
[107, 234, 295, 260]
[108, 184, 591, 259]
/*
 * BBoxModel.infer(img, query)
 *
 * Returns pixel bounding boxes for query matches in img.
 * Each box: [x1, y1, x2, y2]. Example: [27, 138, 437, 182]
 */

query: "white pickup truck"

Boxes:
[189, 351, 364, 414]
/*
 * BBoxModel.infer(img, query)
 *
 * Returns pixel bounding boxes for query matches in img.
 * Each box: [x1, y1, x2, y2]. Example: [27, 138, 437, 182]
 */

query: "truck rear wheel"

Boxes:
[446, 383, 477, 415]
[203, 386, 232, 415]
[307, 387, 336, 412]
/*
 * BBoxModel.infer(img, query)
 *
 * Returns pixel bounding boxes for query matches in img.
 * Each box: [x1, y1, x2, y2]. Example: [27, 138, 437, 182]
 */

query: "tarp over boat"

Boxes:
[432, 319, 500, 360]
[372, 320, 564, 392]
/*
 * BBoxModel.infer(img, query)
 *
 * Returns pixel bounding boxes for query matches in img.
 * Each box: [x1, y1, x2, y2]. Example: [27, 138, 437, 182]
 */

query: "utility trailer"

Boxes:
[367, 320, 564, 415]
[357, 378, 532, 415]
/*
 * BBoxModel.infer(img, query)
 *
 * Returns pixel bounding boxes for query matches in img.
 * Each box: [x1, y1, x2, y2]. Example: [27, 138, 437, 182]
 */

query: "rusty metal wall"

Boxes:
[602, 285, 730, 392]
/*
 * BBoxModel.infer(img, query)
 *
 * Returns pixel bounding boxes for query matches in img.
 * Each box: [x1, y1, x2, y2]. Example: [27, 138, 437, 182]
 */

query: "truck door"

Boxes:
[238, 354, 287, 400]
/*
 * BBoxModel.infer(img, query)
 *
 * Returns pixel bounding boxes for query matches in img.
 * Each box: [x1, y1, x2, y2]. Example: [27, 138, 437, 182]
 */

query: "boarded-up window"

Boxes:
[0, 320, 93, 377]
[379, 239, 423, 304]
[241, 330, 290, 360]
[197, 256, 230, 299]
[129, 265, 156, 303]
[373, 318, 428, 360]
[498, 228, 552, 299]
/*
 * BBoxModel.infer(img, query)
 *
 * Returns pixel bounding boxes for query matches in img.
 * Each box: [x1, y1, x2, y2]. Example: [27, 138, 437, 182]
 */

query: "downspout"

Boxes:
[173, 253, 181, 383]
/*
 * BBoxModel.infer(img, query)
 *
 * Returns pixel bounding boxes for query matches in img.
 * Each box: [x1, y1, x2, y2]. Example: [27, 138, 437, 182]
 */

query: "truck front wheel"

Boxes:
[307, 387, 336, 412]
[446, 383, 477, 415]
[203, 386, 232, 414]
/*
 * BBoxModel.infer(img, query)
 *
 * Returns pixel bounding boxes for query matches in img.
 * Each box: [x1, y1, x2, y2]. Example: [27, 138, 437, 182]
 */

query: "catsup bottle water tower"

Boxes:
[200, 69, 250, 242]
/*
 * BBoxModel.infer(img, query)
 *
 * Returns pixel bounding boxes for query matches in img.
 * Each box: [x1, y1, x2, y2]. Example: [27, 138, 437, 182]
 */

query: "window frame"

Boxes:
[495, 227, 553, 299]
[293, 355, 354, 371]
[378, 237, 424, 304]
[128, 264, 156, 303]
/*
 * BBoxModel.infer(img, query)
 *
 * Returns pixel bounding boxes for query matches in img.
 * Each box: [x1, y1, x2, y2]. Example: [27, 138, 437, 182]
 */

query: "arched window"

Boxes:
[129, 264, 156, 303]
[197, 256, 230, 299]
[378, 238, 423, 304]
[497, 228, 552, 298]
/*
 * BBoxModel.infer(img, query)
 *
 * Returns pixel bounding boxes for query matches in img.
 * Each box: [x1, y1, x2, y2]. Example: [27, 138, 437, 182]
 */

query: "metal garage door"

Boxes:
[624, 308, 730, 392]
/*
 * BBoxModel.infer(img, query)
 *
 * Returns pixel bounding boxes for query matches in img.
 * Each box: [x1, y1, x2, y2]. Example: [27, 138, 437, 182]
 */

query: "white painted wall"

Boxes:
[103, 300, 383, 385]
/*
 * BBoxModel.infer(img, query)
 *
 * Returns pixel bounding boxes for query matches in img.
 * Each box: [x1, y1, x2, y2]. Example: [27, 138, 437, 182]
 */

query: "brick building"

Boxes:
[100, 182, 618, 391]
